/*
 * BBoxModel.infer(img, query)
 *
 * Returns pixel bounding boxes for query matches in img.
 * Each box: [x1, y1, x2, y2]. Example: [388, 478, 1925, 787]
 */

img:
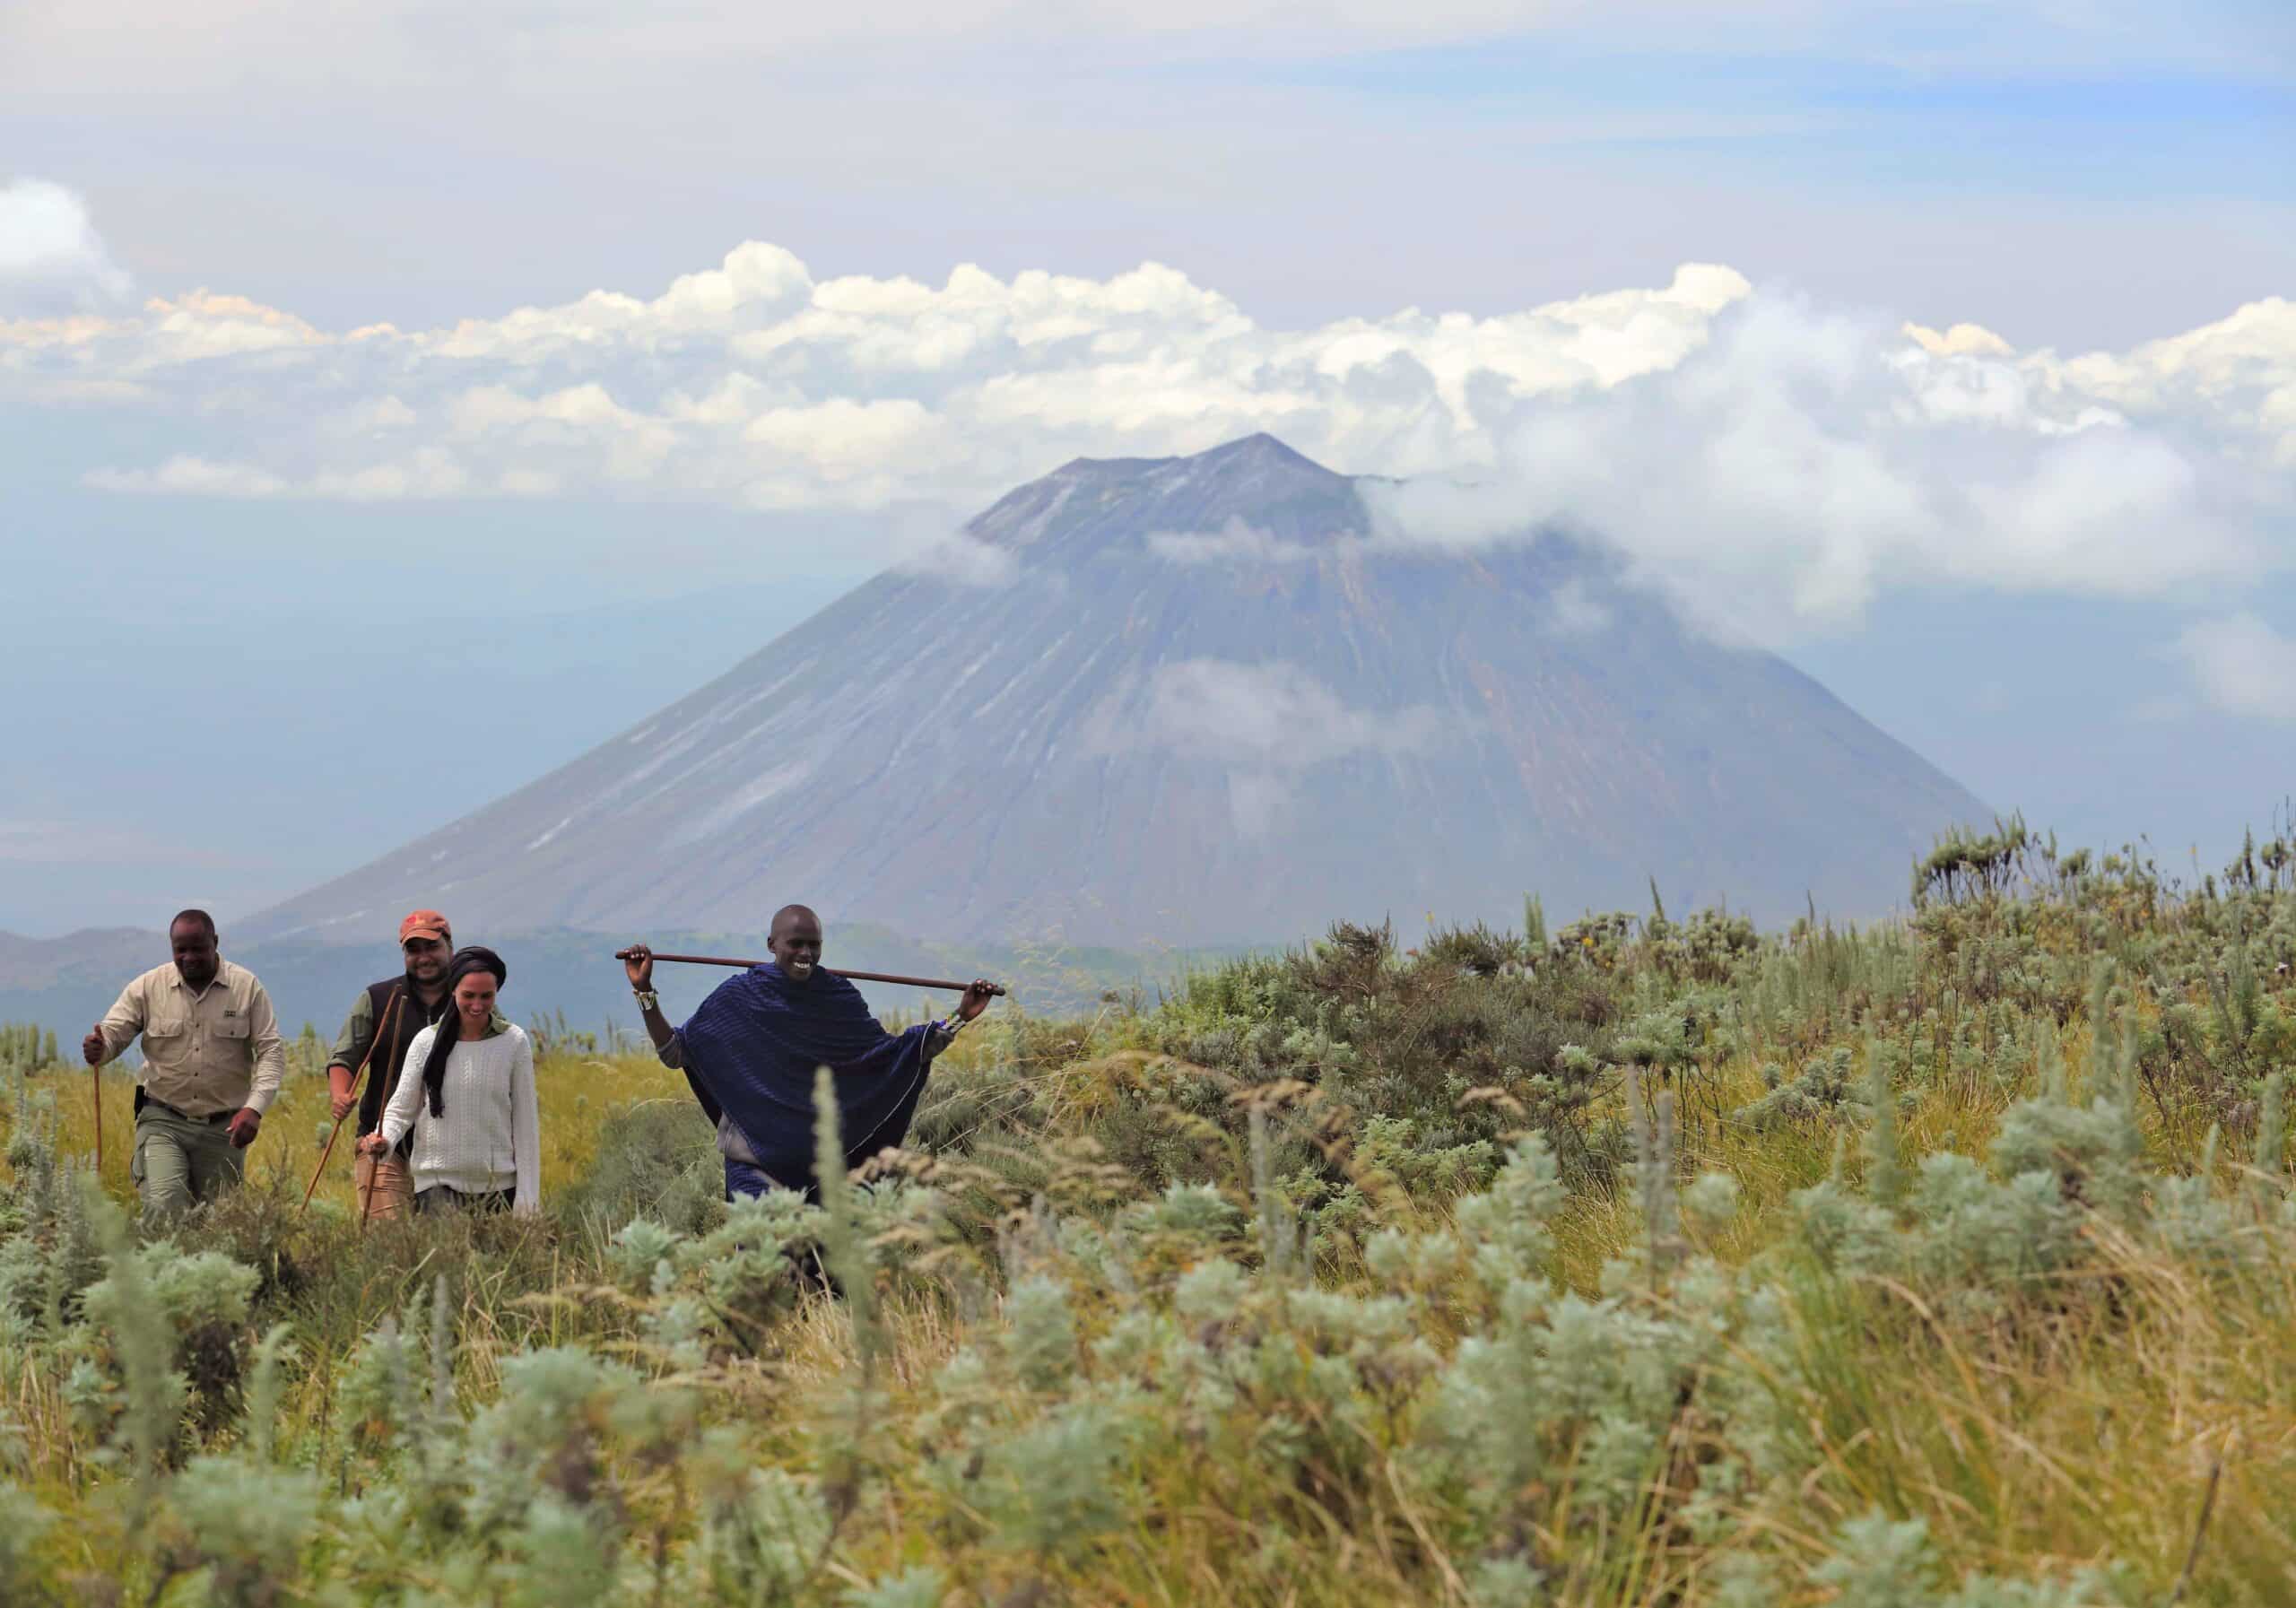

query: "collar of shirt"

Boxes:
[165, 960, 238, 1003]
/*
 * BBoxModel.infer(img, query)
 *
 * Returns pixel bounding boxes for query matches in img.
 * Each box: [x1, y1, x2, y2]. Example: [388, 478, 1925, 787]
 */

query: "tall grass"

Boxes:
[0, 838, 2292, 1603]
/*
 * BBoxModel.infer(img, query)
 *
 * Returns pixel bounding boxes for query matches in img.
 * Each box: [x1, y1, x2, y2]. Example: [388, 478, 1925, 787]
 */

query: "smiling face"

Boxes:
[453, 971, 498, 1034]
[170, 916, 220, 990]
[767, 906, 823, 983]
[403, 934, 449, 987]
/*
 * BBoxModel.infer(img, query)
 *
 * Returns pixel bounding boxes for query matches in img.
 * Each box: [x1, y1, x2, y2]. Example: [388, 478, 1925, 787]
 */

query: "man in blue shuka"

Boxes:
[625, 905, 996, 1201]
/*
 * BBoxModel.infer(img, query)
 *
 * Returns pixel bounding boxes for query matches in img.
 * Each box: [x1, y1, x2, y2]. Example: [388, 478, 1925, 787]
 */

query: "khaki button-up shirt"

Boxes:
[94, 960, 287, 1118]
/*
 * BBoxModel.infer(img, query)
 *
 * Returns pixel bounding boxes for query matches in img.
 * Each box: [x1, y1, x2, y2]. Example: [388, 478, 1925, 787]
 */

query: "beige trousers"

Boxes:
[354, 1150, 414, 1221]
[132, 1106, 244, 1221]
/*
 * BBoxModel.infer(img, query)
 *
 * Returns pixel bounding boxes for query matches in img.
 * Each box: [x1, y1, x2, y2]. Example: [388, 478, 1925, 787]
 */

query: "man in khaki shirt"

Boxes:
[83, 908, 286, 1218]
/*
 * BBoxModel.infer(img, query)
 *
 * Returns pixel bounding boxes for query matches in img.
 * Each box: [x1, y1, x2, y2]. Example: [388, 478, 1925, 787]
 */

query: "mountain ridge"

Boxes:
[238, 434, 1988, 948]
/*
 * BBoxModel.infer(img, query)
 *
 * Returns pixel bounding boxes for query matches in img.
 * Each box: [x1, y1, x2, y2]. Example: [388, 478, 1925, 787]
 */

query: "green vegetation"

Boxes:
[2, 826, 2294, 1604]
[0, 1023, 60, 1077]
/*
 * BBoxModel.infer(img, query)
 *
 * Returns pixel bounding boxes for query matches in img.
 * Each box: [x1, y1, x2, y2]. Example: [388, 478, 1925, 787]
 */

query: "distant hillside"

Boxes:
[0, 925, 1224, 1050]
[0, 928, 156, 991]
[240, 433, 1988, 950]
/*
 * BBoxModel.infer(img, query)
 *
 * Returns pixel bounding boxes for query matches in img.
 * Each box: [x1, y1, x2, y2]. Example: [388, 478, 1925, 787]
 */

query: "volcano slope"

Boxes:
[245, 432, 1986, 948]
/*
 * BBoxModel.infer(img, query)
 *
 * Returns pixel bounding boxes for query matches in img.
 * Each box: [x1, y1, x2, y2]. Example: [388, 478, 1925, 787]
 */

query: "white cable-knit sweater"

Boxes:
[379, 1021, 540, 1214]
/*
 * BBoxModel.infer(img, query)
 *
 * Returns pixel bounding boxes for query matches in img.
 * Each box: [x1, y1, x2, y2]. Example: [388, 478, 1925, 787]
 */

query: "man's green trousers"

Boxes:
[130, 1104, 245, 1218]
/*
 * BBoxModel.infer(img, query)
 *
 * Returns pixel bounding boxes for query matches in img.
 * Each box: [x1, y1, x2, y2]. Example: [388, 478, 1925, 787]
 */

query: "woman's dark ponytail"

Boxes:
[419, 946, 509, 1119]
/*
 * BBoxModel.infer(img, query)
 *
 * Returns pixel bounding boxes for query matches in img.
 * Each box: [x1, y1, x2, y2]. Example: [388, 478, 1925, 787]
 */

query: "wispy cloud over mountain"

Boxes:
[1147, 520, 1316, 565]
[1117, 658, 1453, 770]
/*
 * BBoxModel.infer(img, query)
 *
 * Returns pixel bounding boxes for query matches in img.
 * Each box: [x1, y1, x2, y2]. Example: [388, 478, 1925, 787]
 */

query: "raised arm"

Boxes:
[627, 942, 724, 1124]
[509, 1029, 540, 1217]
[623, 943, 684, 1065]
[924, 978, 1000, 1056]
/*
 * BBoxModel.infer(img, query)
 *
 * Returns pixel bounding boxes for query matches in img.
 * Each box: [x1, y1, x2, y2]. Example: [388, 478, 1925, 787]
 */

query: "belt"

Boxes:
[135, 1091, 234, 1125]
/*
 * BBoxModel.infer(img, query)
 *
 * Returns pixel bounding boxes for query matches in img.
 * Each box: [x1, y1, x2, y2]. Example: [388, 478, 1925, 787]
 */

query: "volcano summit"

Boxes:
[246, 435, 1986, 949]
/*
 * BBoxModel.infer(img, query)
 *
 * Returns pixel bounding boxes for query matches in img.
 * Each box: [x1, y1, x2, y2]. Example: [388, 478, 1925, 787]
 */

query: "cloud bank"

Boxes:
[1358, 291, 2290, 644]
[1, 232, 1755, 517]
[7, 178, 2292, 716]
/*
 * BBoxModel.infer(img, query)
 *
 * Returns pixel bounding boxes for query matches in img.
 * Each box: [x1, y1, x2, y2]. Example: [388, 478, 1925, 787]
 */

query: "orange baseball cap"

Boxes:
[399, 909, 451, 945]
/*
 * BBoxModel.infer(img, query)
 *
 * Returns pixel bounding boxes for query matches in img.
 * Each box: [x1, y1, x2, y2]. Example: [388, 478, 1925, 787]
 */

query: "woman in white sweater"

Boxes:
[360, 945, 539, 1217]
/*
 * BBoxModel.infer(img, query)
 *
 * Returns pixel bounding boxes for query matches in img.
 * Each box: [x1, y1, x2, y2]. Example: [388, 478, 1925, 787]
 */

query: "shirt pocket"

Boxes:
[212, 1015, 250, 1043]
[144, 1013, 190, 1050]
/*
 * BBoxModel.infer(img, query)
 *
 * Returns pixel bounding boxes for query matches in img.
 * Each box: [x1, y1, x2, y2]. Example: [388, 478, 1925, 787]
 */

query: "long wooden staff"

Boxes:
[613, 949, 1005, 996]
[91, 1059, 103, 1178]
[300, 987, 407, 1213]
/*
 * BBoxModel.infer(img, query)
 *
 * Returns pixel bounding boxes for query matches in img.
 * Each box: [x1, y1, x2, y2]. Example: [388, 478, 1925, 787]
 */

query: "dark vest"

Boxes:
[356, 978, 452, 1143]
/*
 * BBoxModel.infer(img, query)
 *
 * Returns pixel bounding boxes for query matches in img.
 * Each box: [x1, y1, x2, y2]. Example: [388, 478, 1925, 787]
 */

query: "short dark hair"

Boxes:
[770, 903, 821, 934]
[170, 908, 217, 938]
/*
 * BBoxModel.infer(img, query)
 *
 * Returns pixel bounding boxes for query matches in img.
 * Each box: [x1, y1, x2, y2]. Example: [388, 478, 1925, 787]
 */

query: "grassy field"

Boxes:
[2, 820, 2294, 1604]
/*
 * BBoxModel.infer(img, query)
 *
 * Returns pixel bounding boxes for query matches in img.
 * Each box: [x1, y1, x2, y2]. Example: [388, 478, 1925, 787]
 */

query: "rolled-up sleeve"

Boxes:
[244, 983, 287, 1113]
[655, 1027, 685, 1068]
[94, 974, 148, 1065]
[326, 988, 373, 1073]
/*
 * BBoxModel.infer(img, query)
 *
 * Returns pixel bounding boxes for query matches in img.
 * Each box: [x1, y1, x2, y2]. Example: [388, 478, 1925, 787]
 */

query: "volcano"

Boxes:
[245, 434, 1987, 948]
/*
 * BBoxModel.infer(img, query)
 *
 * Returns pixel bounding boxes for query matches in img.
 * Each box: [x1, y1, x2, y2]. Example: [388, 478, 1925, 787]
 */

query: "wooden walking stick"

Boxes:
[613, 949, 1005, 995]
[300, 987, 408, 1213]
[91, 1059, 103, 1178]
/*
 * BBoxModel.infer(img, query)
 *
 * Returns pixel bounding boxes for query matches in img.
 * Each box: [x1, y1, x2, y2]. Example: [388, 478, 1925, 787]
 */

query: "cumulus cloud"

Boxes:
[1359, 291, 2290, 643]
[7, 236, 2292, 662]
[2175, 613, 2296, 723]
[0, 179, 132, 316]
[11, 248, 1758, 523]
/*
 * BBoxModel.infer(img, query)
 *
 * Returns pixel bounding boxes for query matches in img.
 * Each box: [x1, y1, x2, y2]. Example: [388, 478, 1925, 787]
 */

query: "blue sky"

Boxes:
[6, 4, 2290, 341]
[2, 1, 2292, 934]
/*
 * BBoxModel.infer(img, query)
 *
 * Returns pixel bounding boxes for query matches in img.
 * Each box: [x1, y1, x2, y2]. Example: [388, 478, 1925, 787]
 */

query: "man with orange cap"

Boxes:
[324, 909, 459, 1220]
